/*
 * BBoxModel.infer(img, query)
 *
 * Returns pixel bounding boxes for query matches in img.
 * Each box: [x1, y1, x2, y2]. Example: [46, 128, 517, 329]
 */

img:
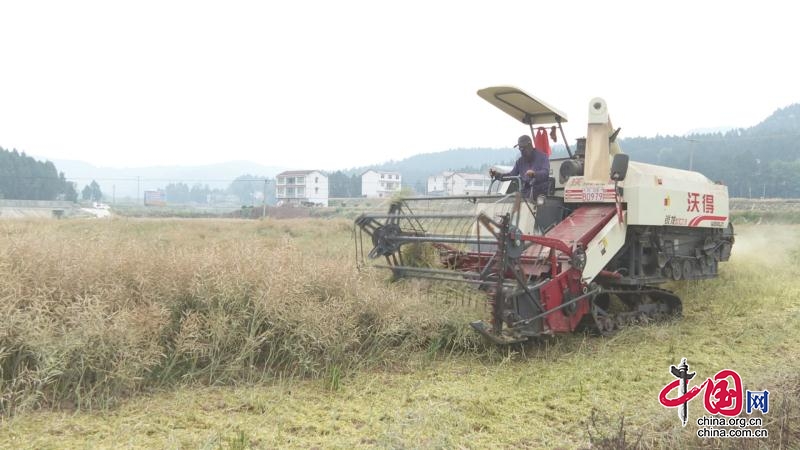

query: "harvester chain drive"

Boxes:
[590, 285, 682, 336]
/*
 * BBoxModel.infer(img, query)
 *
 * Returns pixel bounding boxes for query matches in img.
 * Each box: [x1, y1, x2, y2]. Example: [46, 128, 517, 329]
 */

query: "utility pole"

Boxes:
[685, 138, 698, 171]
[137, 176, 141, 205]
[262, 178, 268, 218]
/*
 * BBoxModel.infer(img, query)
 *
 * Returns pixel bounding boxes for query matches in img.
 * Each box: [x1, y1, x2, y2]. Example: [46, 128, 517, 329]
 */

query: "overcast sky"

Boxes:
[1, 1, 798, 170]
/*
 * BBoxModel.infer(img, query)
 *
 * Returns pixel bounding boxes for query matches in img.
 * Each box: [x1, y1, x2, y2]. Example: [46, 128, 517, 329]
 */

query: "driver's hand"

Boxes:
[489, 168, 498, 179]
[525, 169, 535, 178]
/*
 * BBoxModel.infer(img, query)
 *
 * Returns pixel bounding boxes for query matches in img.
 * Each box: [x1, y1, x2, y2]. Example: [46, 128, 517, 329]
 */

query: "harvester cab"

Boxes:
[355, 86, 734, 345]
[480, 86, 576, 199]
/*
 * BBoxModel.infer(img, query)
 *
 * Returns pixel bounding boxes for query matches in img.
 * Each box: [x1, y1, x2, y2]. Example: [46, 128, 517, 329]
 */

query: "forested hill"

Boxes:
[335, 103, 800, 197]
[620, 103, 800, 197]
[0, 147, 78, 201]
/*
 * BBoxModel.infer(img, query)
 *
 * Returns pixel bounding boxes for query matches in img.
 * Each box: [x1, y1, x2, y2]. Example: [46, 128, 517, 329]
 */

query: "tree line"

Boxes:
[158, 176, 277, 205]
[0, 147, 77, 201]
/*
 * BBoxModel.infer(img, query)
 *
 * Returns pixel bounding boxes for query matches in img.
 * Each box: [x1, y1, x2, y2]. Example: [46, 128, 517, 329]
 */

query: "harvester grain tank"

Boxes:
[355, 86, 734, 344]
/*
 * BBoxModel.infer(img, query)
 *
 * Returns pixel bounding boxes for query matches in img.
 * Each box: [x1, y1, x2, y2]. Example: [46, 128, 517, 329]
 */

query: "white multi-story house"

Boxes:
[426, 171, 453, 196]
[427, 172, 492, 196]
[361, 170, 402, 198]
[453, 172, 493, 196]
[275, 170, 329, 206]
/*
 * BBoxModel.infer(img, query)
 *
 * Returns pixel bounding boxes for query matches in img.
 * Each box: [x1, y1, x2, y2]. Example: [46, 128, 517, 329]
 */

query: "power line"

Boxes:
[680, 132, 800, 143]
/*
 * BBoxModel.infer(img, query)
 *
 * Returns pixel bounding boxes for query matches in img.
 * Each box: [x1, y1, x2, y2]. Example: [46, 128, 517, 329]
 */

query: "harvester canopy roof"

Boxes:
[477, 86, 568, 125]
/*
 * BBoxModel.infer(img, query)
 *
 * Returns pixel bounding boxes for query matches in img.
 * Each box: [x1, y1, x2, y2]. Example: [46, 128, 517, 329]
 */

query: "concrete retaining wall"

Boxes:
[0, 200, 79, 219]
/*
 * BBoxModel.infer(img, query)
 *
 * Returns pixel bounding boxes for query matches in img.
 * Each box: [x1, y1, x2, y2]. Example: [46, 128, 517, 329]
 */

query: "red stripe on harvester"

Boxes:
[688, 215, 728, 227]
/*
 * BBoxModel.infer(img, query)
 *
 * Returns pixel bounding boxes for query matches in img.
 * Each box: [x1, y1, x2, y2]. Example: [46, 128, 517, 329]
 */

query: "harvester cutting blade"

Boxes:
[469, 321, 529, 345]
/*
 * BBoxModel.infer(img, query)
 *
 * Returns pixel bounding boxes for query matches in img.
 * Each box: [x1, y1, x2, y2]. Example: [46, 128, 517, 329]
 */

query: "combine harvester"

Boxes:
[355, 87, 734, 344]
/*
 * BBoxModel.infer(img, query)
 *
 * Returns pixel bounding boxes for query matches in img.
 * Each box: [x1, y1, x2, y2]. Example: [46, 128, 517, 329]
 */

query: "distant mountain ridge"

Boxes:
[337, 102, 800, 196]
[747, 103, 800, 135]
[41, 158, 284, 199]
[615, 102, 800, 197]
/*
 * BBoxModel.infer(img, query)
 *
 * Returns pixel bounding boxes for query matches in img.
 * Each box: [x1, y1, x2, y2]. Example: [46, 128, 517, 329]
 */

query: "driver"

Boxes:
[489, 135, 550, 199]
